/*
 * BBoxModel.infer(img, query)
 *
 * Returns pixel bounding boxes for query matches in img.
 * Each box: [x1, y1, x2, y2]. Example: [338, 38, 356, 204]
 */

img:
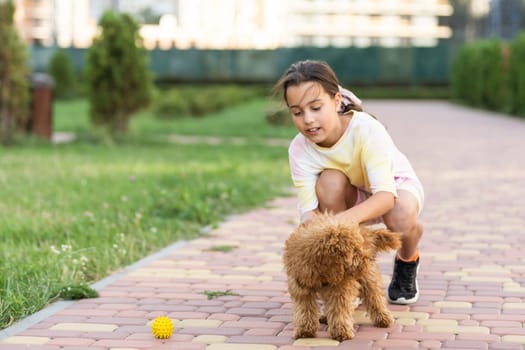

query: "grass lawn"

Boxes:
[0, 97, 296, 329]
[54, 98, 299, 139]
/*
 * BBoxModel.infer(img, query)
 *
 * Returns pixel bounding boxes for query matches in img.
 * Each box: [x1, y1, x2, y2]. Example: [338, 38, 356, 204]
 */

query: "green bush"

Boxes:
[48, 49, 77, 100]
[450, 34, 525, 116]
[452, 41, 489, 107]
[186, 87, 217, 116]
[85, 10, 153, 134]
[153, 85, 266, 119]
[154, 89, 190, 119]
[508, 33, 525, 117]
[478, 40, 509, 111]
[451, 40, 506, 110]
[451, 44, 472, 103]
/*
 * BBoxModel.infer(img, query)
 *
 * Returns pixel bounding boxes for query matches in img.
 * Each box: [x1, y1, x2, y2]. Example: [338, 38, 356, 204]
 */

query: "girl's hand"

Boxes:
[335, 191, 395, 225]
[334, 211, 359, 226]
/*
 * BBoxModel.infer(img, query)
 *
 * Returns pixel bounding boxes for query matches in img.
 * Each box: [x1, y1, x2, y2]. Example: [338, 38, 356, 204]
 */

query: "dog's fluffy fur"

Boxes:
[283, 212, 401, 341]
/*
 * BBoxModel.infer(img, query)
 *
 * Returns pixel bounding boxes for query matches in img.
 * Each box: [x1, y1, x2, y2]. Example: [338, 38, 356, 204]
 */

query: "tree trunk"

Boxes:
[112, 112, 128, 135]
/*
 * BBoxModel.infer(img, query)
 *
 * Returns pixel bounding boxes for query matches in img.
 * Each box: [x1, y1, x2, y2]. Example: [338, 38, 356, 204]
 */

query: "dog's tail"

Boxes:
[363, 226, 402, 255]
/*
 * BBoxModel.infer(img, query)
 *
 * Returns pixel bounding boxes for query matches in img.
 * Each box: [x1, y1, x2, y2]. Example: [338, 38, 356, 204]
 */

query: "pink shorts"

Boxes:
[356, 177, 424, 223]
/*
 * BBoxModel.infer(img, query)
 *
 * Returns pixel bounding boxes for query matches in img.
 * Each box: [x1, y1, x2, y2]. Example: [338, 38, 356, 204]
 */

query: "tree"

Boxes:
[0, 1, 30, 144]
[48, 49, 77, 100]
[85, 10, 153, 135]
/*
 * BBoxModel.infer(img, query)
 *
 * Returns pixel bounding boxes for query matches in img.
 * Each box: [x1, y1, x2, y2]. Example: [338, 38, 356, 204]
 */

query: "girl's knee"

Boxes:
[316, 169, 356, 213]
[384, 190, 422, 234]
[317, 169, 347, 191]
[384, 207, 420, 235]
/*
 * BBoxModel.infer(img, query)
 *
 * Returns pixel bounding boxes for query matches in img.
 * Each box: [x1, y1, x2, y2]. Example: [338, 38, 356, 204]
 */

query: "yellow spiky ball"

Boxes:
[151, 316, 174, 339]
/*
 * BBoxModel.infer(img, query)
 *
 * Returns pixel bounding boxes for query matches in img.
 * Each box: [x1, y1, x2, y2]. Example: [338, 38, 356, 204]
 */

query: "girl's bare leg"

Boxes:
[382, 190, 423, 259]
[316, 169, 356, 214]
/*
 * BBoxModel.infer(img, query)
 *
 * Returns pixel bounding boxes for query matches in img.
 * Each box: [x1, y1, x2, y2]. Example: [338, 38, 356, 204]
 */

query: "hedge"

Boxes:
[508, 33, 525, 116]
[450, 33, 525, 118]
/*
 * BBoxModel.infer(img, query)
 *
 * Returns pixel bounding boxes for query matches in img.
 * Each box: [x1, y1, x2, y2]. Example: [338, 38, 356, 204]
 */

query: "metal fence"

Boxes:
[30, 41, 462, 86]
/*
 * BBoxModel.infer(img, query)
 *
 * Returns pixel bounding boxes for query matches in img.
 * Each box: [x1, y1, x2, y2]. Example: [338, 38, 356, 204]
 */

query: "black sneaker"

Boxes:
[387, 257, 419, 304]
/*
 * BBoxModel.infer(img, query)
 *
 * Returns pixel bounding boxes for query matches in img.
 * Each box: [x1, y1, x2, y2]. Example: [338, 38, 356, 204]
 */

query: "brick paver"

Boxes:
[1, 101, 524, 349]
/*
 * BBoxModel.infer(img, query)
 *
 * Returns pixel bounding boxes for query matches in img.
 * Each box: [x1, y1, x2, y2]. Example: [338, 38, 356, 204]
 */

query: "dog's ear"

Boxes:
[283, 230, 324, 289]
[317, 222, 365, 281]
[283, 215, 348, 287]
[362, 226, 402, 254]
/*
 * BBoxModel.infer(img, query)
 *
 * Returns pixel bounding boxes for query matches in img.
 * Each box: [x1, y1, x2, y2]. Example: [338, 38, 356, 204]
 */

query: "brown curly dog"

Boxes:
[283, 212, 401, 341]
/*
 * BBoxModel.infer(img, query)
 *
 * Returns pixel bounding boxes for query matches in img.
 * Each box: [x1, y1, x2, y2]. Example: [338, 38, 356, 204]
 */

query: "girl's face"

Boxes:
[286, 81, 343, 147]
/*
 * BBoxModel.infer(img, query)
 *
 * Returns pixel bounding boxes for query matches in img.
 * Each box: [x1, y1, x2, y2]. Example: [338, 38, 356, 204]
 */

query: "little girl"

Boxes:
[273, 60, 424, 304]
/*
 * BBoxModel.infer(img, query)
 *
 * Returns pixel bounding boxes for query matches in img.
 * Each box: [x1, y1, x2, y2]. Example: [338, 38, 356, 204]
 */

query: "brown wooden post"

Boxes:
[31, 73, 54, 140]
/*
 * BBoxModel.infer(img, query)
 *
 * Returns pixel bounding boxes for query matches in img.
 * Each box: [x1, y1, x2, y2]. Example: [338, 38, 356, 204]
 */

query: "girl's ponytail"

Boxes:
[338, 85, 363, 114]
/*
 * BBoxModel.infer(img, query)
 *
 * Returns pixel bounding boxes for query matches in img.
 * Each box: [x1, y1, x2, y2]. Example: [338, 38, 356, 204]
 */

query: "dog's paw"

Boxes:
[330, 326, 354, 341]
[373, 311, 394, 328]
[294, 329, 317, 339]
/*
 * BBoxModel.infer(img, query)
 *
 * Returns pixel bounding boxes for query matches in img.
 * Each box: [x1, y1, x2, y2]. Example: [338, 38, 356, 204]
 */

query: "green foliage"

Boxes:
[0, 1, 30, 144]
[508, 33, 525, 117]
[153, 85, 265, 119]
[479, 40, 509, 111]
[451, 44, 477, 104]
[52, 98, 299, 140]
[85, 10, 153, 135]
[48, 49, 77, 100]
[55, 282, 99, 300]
[450, 39, 508, 110]
[154, 89, 190, 119]
[450, 33, 525, 118]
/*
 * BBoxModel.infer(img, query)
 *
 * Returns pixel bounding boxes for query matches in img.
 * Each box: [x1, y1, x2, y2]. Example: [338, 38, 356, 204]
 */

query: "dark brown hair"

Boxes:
[273, 60, 339, 103]
[272, 60, 362, 113]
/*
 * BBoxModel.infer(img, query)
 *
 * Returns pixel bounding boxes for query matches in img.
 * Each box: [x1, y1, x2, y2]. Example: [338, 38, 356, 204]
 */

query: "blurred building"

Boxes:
[13, 0, 96, 47]
[13, 0, 458, 49]
[12, 0, 53, 45]
[141, 0, 454, 48]
[160, 0, 282, 49]
[282, 0, 453, 47]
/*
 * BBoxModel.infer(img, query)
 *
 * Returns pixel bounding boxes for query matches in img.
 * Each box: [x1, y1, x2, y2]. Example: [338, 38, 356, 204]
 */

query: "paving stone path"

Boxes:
[1, 100, 524, 350]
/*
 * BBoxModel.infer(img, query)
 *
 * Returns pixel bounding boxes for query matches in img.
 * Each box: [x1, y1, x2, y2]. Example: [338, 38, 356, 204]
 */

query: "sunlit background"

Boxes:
[12, 0, 523, 50]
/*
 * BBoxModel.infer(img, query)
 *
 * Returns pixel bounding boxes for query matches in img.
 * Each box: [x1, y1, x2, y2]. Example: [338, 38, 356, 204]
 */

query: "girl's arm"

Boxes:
[300, 191, 394, 226]
[336, 191, 395, 225]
